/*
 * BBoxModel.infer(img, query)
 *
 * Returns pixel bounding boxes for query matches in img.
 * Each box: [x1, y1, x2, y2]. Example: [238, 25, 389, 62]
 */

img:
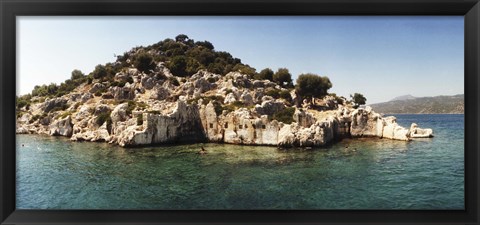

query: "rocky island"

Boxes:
[16, 35, 433, 148]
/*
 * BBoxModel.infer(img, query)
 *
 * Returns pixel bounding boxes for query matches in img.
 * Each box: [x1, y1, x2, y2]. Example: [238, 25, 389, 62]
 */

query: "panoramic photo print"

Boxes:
[15, 16, 464, 209]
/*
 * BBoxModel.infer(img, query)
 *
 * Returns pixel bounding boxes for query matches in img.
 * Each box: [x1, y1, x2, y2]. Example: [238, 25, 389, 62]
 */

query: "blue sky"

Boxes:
[17, 16, 464, 104]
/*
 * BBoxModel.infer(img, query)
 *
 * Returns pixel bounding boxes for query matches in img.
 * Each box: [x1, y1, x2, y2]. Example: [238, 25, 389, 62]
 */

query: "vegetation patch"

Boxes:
[57, 111, 73, 119]
[169, 77, 180, 86]
[136, 114, 144, 126]
[96, 112, 111, 126]
[272, 107, 295, 124]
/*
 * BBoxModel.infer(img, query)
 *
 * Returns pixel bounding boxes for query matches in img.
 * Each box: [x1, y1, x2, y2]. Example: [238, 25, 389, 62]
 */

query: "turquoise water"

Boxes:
[16, 114, 464, 209]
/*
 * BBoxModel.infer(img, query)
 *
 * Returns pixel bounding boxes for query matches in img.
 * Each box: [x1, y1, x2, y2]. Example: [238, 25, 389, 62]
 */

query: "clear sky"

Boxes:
[17, 16, 464, 104]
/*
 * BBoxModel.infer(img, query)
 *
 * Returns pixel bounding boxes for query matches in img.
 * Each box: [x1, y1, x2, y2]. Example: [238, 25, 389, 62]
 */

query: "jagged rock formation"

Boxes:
[16, 66, 433, 148]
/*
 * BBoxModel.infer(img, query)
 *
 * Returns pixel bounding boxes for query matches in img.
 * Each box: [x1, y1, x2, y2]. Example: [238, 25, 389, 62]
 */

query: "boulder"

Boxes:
[240, 91, 254, 106]
[41, 98, 68, 113]
[94, 104, 111, 115]
[81, 93, 93, 102]
[49, 116, 73, 137]
[382, 116, 410, 141]
[141, 76, 156, 90]
[224, 93, 237, 104]
[111, 103, 129, 123]
[150, 86, 170, 100]
[89, 83, 106, 94]
[254, 100, 285, 116]
[110, 86, 135, 100]
[409, 123, 434, 138]
[193, 77, 212, 93]
[114, 72, 129, 82]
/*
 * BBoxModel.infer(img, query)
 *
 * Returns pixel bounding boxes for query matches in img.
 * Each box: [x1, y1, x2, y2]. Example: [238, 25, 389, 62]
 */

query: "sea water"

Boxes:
[16, 114, 464, 209]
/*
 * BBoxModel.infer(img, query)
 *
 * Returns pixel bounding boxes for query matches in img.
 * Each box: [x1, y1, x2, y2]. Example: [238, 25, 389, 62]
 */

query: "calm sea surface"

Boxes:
[16, 114, 464, 209]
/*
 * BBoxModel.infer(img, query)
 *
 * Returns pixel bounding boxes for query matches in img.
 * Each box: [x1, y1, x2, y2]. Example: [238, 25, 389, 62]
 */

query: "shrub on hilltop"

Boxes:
[273, 68, 293, 88]
[295, 73, 332, 104]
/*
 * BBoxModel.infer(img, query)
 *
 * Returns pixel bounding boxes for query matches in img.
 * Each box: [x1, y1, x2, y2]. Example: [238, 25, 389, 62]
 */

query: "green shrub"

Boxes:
[136, 101, 148, 110]
[279, 90, 292, 101]
[169, 77, 180, 86]
[212, 101, 225, 115]
[57, 111, 72, 119]
[110, 81, 126, 87]
[272, 107, 295, 124]
[207, 77, 216, 83]
[29, 113, 47, 123]
[134, 51, 156, 73]
[50, 104, 69, 112]
[147, 110, 161, 114]
[136, 114, 144, 125]
[96, 112, 111, 126]
[17, 111, 25, 119]
[92, 64, 108, 79]
[168, 55, 188, 77]
[16, 95, 31, 109]
[254, 68, 274, 81]
[122, 100, 137, 115]
[266, 89, 280, 98]
[221, 104, 236, 114]
[273, 68, 293, 88]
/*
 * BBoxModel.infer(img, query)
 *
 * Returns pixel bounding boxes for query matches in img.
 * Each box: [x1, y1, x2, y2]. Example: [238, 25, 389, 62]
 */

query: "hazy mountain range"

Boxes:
[369, 94, 464, 114]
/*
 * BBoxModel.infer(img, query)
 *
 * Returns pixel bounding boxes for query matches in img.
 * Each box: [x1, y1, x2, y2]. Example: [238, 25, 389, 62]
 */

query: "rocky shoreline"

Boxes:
[16, 66, 433, 148]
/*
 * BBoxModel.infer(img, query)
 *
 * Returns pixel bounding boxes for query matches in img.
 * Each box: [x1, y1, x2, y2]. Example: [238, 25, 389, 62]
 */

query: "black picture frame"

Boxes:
[1, 0, 479, 224]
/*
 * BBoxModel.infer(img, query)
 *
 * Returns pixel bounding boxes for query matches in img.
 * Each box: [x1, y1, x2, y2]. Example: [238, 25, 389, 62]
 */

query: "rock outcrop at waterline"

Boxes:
[16, 66, 433, 148]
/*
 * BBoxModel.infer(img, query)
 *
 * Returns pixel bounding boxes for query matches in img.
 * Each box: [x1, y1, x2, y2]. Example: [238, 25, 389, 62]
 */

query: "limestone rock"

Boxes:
[111, 103, 129, 123]
[110, 86, 135, 100]
[150, 86, 170, 100]
[381, 116, 410, 141]
[224, 93, 237, 104]
[89, 83, 106, 94]
[409, 123, 434, 138]
[254, 100, 285, 116]
[350, 108, 383, 137]
[49, 116, 73, 137]
[41, 98, 68, 113]
[141, 76, 156, 89]
[240, 91, 254, 106]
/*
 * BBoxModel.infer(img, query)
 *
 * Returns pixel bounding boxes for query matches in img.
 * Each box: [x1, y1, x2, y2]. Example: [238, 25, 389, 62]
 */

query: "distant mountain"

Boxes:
[389, 94, 417, 102]
[369, 94, 464, 114]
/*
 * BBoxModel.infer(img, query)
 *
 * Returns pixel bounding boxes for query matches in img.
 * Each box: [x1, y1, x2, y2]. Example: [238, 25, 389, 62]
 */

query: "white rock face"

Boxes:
[350, 108, 382, 137]
[49, 116, 73, 137]
[381, 117, 410, 141]
[409, 123, 434, 138]
[224, 93, 237, 104]
[115, 101, 205, 146]
[199, 102, 223, 142]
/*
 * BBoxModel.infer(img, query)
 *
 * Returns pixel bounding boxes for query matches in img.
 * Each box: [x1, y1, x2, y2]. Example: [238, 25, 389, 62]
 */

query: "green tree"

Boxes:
[195, 41, 214, 50]
[175, 34, 189, 43]
[168, 55, 188, 77]
[134, 51, 156, 72]
[232, 64, 256, 77]
[70, 69, 85, 80]
[295, 73, 332, 104]
[273, 68, 293, 88]
[350, 93, 367, 109]
[255, 68, 274, 81]
[92, 64, 107, 79]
